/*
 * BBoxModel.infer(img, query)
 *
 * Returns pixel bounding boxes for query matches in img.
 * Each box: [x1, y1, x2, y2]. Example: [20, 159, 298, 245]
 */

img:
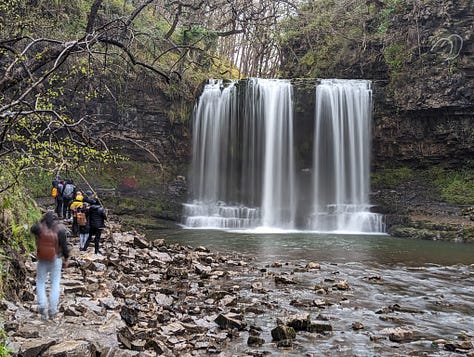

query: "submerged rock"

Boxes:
[271, 325, 296, 341]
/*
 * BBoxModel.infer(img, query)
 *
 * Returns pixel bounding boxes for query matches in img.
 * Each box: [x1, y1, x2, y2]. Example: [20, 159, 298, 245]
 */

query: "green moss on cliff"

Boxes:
[431, 168, 474, 205]
[372, 167, 414, 187]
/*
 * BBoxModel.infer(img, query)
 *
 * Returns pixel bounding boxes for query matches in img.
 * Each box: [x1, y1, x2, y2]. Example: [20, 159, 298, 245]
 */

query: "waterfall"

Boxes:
[183, 78, 296, 229]
[182, 78, 385, 233]
[309, 79, 384, 232]
[259, 80, 296, 228]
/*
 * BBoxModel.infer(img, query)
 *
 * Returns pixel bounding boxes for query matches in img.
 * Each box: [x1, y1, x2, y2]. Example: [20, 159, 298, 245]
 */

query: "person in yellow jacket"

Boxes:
[69, 192, 84, 237]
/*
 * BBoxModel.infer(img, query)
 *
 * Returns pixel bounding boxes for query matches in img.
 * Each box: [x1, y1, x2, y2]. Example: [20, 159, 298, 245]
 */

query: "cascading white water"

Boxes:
[259, 80, 296, 228]
[182, 78, 385, 233]
[182, 78, 297, 229]
[309, 79, 384, 232]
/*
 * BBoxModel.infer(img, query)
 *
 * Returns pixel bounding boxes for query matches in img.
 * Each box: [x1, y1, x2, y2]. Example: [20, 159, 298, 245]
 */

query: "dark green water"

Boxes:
[154, 229, 474, 267]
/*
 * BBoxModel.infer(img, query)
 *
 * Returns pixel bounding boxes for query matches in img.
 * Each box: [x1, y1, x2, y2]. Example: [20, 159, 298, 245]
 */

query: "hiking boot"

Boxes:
[48, 309, 57, 320]
[39, 307, 49, 320]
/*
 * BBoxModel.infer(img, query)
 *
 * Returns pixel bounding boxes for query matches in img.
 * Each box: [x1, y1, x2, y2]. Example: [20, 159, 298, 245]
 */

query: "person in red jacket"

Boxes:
[30, 211, 69, 319]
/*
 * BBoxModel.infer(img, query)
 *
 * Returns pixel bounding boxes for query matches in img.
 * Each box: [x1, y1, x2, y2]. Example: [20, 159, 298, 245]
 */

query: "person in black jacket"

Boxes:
[82, 199, 107, 255]
[30, 211, 69, 319]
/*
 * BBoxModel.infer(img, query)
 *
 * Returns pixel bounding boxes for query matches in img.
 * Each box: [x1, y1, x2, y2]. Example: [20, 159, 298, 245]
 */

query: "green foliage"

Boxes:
[371, 167, 414, 187]
[375, 0, 406, 35]
[0, 169, 41, 252]
[278, 0, 372, 78]
[0, 327, 12, 356]
[384, 43, 407, 73]
[431, 168, 474, 205]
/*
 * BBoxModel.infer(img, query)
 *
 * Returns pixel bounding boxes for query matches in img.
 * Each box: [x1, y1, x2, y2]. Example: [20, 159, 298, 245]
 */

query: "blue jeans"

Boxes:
[36, 257, 63, 315]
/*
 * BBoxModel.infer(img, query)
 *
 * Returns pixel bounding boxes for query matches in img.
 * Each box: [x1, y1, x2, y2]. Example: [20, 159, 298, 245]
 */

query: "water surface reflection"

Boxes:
[155, 229, 474, 267]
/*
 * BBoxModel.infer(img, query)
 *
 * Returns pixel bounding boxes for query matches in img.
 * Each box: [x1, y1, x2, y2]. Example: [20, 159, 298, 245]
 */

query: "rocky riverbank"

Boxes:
[3, 219, 474, 356]
[371, 173, 474, 243]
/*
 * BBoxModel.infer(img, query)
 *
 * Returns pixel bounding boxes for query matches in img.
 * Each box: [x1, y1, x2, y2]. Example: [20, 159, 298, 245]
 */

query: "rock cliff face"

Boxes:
[371, 82, 474, 169]
[84, 72, 192, 227]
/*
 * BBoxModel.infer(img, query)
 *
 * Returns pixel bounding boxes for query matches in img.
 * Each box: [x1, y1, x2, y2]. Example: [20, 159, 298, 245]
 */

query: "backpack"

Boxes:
[37, 225, 58, 261]
[62, 183, 75, 199]
[77, 211, 87, 226]
[51, 187, 58, 198]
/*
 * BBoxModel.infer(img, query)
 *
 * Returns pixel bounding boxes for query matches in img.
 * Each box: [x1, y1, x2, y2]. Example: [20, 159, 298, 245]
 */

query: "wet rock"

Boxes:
[99, 296, 121, 310]
[244, 305, 265, 314]
[21, 290, 35, 302]
[211, 270, 227, 278]
[444, 340, 473, 352]
[215, 313, 246, 330]
[307, 322, 332, 333]
[130, 339, 146, 352]
[247, 335, 265, 347]
[194, 262, 212, 275]
[251, 282, 266, 293]
[381, 327, 414, 342]
[13, 326, 40, 339]
[4, 320, 19, 332]
[376, 304, 423, 314]
[276, 339, 293, 348]
[313, 299, 332, 307]
[145, 339, 170, 355]
[133, 236, 149, 249]
[333, 280, 350, 290]
[63, 306, 82, 317]
[161, 321, 186, 335]
[286, 315, 311, 332]
[219, 294, 237, 306]
[364, 275, 383, 282]
[290, 299, 313, 307]
[17, 338, 56, 357]
[390, 303, 423, 313]
[117, 326, 135, 349]
[274, 275, 296, 285]
[154, 292, 173, 306]
[209, 290, 230, 301]
[305, 262, 321, 270]
[77, 297, 106, 315]
[195, 245, 210, 253]
[120, 305, 140, 326]
[352, 322, 364, 330]
[152, 238, 165, 248]
[271, 325, 296, 341]
[165, 267, 188, 279]
[249, 325, 263, 335]
[370, 335, 386, 342]
[44, 340, 92, 356]
[148, 250, 172, 263]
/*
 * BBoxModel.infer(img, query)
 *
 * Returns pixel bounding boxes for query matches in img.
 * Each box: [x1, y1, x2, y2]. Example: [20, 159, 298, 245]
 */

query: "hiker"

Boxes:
[53, 178, 64, 218]
[30, 211, 69, 320]
[61, 179, 76, 220]
[77, 202, 90, 251]
[83, 199, 107, 255]
[51, 175, 61, 190]
[83, 189, 96, 205]
[69, 191, 84, 237]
